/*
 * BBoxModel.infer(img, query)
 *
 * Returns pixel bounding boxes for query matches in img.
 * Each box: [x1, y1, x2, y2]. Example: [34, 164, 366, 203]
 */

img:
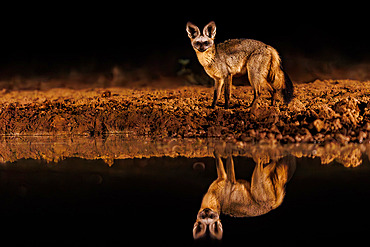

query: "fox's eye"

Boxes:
[203, 41, 209, 46]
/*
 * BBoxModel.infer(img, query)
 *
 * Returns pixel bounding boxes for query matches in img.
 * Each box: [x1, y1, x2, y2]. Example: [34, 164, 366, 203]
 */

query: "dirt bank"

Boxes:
[1, 79, 370, 144]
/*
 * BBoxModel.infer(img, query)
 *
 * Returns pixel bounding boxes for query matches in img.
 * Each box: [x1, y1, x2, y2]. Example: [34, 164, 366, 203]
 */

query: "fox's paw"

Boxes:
[209, 103, 216, 109]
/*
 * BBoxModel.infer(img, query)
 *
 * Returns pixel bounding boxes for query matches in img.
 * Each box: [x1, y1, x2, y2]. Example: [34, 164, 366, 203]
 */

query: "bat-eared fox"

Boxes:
[186, 21, 294, 109]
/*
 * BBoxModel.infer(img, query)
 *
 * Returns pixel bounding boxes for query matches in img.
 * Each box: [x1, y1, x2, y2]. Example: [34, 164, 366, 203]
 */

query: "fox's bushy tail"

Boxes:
[282, 69, 294, 104]
[268, 47, 294, 104]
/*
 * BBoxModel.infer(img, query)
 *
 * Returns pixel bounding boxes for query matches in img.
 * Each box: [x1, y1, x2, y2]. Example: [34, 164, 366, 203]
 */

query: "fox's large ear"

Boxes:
[186, 22, 200, 39]
[203, 21, 216, 39]
[209, 220, 223, 240]
[193, 221, 206, 239]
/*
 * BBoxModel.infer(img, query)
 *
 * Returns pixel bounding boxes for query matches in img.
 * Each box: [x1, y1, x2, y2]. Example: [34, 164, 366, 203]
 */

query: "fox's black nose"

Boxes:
[203, 208, 211, 214]
[200, 208, 217, 220]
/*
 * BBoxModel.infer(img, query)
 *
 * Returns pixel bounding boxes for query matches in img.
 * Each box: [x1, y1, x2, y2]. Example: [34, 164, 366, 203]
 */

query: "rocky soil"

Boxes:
[1, 79, 370, 144]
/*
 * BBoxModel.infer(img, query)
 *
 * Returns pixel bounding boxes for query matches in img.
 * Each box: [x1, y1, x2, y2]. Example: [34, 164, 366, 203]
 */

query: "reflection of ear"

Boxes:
[203, 21, 216, 39]
[209, 220, 223, 240]
[193, 221, 206, 239]
[186, 22, 200, 39]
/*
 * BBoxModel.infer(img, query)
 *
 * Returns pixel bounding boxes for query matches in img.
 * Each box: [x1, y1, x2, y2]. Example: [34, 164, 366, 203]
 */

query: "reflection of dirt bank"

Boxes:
[0, 79, 370, 143]
[0, 136, 368, 168]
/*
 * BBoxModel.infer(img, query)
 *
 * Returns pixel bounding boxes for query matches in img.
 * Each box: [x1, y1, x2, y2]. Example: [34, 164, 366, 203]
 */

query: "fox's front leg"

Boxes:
[224, 75, 232, 109]
[211, 78, 224, 108]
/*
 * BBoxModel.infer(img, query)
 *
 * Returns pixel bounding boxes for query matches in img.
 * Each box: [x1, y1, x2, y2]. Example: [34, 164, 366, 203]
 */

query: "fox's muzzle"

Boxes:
[198, 208, 219, 221]
[196, 47, 207, 52]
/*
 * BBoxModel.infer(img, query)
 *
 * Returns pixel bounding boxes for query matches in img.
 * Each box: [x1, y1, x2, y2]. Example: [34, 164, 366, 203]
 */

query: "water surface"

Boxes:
[0, 137, 369, 246]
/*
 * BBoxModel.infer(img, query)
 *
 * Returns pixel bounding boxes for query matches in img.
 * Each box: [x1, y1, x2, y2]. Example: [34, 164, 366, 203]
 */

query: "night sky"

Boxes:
[0, 3, 367, 81]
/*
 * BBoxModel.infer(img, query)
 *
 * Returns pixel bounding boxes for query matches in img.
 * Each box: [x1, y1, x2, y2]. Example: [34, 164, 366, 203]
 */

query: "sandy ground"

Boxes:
[1, 79, 370, 144]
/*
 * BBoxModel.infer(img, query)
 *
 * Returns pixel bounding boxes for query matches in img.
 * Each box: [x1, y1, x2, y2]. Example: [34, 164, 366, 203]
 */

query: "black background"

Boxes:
[0, 2, 368, 81]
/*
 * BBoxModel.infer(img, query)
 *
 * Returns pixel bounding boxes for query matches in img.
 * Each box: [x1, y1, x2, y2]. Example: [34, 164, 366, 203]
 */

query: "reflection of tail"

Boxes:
[273, 164, 288, 208]
[274, 155, 296, 208]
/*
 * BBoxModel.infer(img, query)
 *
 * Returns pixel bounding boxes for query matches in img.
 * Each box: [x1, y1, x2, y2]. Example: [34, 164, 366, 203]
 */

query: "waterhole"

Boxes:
[0, 136, 369, 246]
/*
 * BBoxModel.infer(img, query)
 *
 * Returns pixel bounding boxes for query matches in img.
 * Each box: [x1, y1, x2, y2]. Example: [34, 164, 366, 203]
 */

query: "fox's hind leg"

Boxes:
[251, 160, 276, 202]
[214, 150, 227, 180]
[226, 155, 236, 184]
[247, 69, 264, 108]
[247, 54, 270, 108]
[250, 87, 260, 108]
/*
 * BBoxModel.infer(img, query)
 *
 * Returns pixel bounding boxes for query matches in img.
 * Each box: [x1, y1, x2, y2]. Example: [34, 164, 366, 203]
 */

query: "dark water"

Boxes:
[1, 140, 370, 246]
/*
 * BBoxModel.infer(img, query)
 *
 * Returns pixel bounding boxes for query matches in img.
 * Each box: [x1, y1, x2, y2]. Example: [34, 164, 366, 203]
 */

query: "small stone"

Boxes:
[313, 119, 325, 132]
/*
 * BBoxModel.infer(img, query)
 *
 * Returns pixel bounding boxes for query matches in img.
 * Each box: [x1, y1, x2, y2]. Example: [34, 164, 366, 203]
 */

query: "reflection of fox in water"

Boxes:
[186, 21, 294, 109]
[193, 152, 295, 240]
